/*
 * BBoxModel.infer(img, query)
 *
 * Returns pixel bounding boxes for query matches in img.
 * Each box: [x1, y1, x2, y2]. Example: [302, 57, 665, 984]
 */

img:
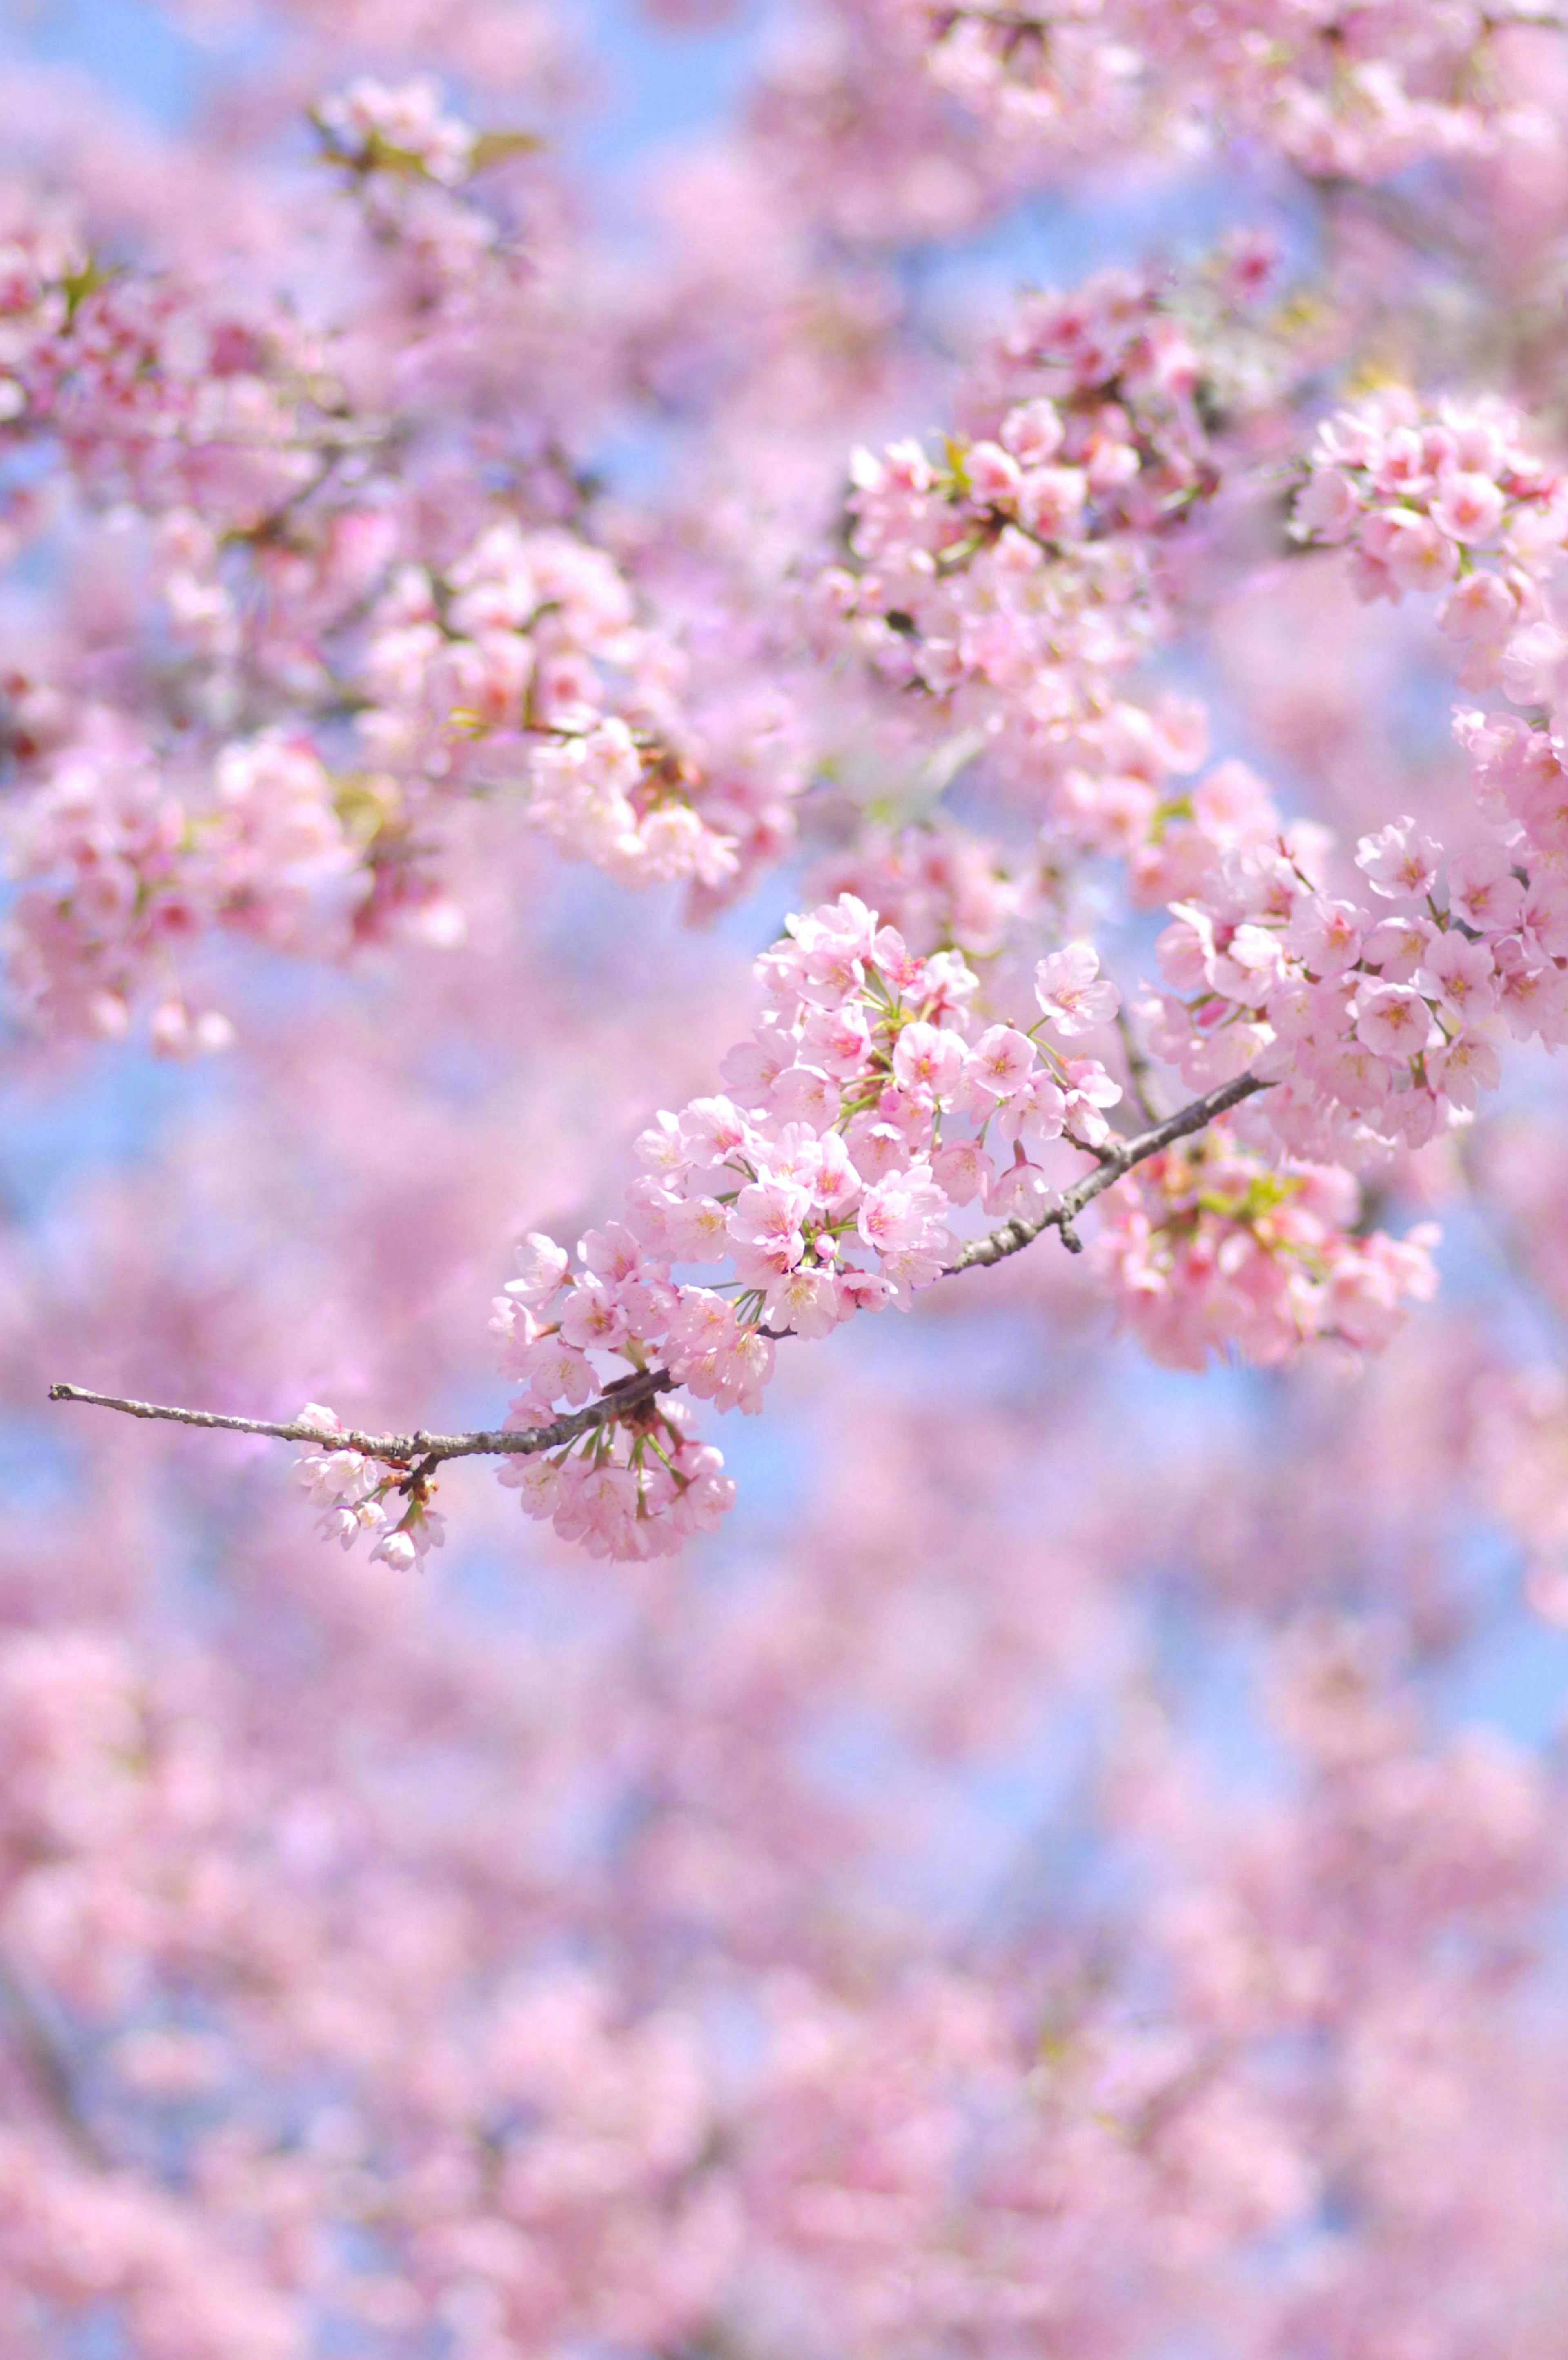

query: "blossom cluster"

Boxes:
[908, 0, 1551, 182]
[474, 881, 1458, 1559]
[1109, 389, 1568, 1161]
[1292, 388, 1568, 667]
[1145, 806, 1568, 1161]
[8, 727, 363, 1047]
[1095, 1120, 1439, 1370]
[288, 857, 1473, 1563]
[314, 75, 482, 187]
[808, 819, 1027, 958]
[816, 265, 1254, 857]
[7, 252, 320, 531]
[295, 1405, 448, 1572]
[312, 75, 544, 304]
[915, 0, 1145, 148]
[0, 177, 802, 1048]
[0, 182, 89, 432]
[359, 519, 775, 892]
[469, 895, 1129, 1556]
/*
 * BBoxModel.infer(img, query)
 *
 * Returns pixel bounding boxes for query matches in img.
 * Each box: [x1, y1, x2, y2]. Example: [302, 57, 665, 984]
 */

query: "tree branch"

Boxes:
[48, 1075, 1266, 1463]
[49, 1366, 674, 1473]
[0, 1957, 108, 2169]
[945, 1070, 1267, 1268]
[1115, 1005, 1163, 1125]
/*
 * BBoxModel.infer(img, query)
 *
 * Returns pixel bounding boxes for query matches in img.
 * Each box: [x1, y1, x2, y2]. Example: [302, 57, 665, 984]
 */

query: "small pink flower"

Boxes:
[1500, 619, 1568, 710]
[1293, 465, 1359, 543]
[1418, 930, 1497, 1022]
[1016, 466, 1087, 540]
[1437, 569, 1516, 643]
[1034, 942, 1120, 1035]
[728, 1177, 811, 1270]
[845, 1113, 913, 1182]
[1356, 818, 1441, 901]
[1428, 1031, 1502, 1109]
[721, 1029, 791, 1102]
[763, 1265, 841, 1339]
[668, 1289, 737, 1355]
[996, 1069, 1068, 1146]
[967, 1024, 1038, 1101]
[1285, 896, 1362, 976]
[558, 1277, 628, 1351]
[1354, 981, 1442, 1060]
[808, 1127, 862, 1211]
[1325, 1226, 1440, 1349]
[932, 1138, 990, 1204]
[1156, 906, 1216, 995]
[1001, 398, 1064, 465]
[635, 1111, 690, 1179]
[508, 1231, 571, 1310]
[569, 1465, 641, 1550]
[1446, 842, 1524, 933]
[985, 1159, 1057, 1221]
[1061, 1055, 1122, 1146]
[963, 439, 1022, 504]
[709, 1327, 774, 1414]
[1361, 507, 1458, 595]
[836, 1267, 893, 1315]
[1363, 913, 1438, 981]
[578, 1222, 642, 1288]
[892, 1019, 967, 1104]
[800, 1000, 873, 1078]
[1321, 1042, 1393, 1111]
[681, 1094, 753, 1162]
[858, 1167, 949, 1255]
[513, 1336, 596, 1406]
[1430, 471, 1506, 545]
[769, 1063, 839, 1128]
[1493, 942, 1568, 1039]
[500, 1454, 567, 1521]
[663, 1195, 731, 1261]
[1374, 425, 1436, 496]
[1209, 922, 1283, 1006]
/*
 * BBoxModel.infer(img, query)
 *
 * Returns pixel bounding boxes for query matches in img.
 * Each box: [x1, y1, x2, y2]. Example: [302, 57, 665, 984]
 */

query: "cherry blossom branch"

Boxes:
[947, 1071, 1268, 1267]
[49, 1075, 1266, 1475]
[0, 1957, 107, 2169]
[1115, 1005, 1164, 1126]
[48, 1367, 674, 1476]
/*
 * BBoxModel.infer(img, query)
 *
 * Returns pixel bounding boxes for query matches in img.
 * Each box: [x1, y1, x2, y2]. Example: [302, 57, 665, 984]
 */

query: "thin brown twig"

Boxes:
[49, 1365, 673, 1476]
[0, 1957, 107, 2169]
[944, 1070, 1267, 1266]
[49, 1075, 1267, 1467]
[1115, 1004, 1164, 1126]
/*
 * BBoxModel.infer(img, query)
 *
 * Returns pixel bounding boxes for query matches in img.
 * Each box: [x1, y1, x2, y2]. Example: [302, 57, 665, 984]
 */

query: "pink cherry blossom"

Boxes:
[1034, 942, 1120, 1035]
[1430, 470, 1506, 545]
[1447, 842, 1526, 933]
[1419, 931, 1499, 1024]
[1357, 818, 1443, 901]
[966, 1024, 1038, 1100]
[891, 1019, 968, 1103]
[1354, 981, 1443, 1058]
[1361, 506, 1460, 594]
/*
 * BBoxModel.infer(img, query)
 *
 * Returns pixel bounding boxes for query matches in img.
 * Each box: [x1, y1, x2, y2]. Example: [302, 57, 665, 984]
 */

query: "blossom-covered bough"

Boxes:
[17, 0, 1568, 2351]
[49, 1051, 1270, 1562]
[48, 335, 1565, 1556]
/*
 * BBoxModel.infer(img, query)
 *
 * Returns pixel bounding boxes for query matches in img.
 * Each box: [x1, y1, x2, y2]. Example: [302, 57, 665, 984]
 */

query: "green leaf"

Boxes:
[470, 129, 546, 170]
